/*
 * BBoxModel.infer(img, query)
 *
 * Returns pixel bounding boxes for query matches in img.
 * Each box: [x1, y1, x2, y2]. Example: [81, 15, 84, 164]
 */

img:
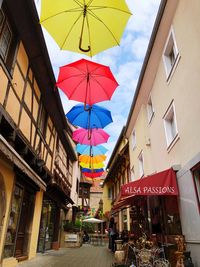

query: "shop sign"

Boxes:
[121, 168, 179, 197]
[64, 234, 78, 242]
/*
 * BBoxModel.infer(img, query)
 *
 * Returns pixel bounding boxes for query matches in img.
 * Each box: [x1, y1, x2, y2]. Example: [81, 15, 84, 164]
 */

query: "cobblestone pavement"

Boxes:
[17, 244, 114, 267]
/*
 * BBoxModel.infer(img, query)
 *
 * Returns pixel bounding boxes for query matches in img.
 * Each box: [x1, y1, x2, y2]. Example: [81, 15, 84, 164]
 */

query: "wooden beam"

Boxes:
[0, 134, 46, 190]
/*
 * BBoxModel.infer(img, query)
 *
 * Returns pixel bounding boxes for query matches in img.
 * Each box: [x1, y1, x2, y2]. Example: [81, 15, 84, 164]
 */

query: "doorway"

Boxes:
[3, 184, 35, 260]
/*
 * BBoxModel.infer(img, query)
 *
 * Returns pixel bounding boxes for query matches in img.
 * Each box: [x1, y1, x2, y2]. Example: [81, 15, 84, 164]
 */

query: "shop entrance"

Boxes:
[3, 183, 35, 260]
[37, 199, 56, 252]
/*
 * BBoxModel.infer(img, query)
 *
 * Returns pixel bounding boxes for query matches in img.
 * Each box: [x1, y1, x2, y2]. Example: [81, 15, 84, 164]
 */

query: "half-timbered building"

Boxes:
[0, 1, 78, 266]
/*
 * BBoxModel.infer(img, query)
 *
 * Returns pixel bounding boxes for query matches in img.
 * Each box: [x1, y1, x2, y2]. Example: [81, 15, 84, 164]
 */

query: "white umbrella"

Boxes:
[82, 217, 103, 224]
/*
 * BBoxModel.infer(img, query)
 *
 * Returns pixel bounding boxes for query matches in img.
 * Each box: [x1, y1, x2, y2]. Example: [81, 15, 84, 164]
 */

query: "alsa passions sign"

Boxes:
[121, 168, 179, 196]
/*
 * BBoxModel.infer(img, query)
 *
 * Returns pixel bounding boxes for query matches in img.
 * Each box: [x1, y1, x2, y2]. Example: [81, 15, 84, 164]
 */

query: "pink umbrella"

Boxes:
[73, 128, 109, 146]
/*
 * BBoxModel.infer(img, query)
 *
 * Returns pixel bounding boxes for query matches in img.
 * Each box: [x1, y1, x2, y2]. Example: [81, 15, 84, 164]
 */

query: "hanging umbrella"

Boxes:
[40, 0, 132, 57]
[76, 144, 108, 156]
[82, 217, 104, 223]
[81, 168, 104, 173]
[73, 128, 109, 146]
[80, 161, 104, 169]
[66, 104, 113, 129]
[56, 59, 118, 107]
[82, 171, 104, 179]
[79, 154, 106, 164]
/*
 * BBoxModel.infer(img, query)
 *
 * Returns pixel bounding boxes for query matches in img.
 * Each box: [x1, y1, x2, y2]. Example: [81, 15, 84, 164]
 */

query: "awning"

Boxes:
[121, 168, 179, 197]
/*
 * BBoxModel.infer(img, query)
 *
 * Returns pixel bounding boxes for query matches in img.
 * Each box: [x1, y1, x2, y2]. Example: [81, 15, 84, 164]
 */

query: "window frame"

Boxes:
[163, 101, 179, 150]
[192, 164, 200, 213]
[147, 95, 155, 124]
[0, 7, 18, 76]
[138, 150, 144, 178]
[132, 129, 136, 150]
[162, 26, 180, 82]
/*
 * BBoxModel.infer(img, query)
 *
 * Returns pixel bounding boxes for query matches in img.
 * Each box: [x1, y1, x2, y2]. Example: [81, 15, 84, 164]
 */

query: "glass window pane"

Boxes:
[3, 185, 23, 258]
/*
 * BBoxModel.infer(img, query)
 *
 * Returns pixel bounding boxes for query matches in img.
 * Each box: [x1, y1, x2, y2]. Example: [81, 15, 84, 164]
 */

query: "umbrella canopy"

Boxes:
[82, 217, 104, 223]
[76, 144, 108, 156]
[79, 154, 106, 164]
[81, 168, 104, 173]
[80, 162, 104, 169]
[73, 128, 109, 146]
[56, 59, 118, 106]
[66, 104, 113, 129]
[82, 171, 104, 178]
[40, 0, 132, 57]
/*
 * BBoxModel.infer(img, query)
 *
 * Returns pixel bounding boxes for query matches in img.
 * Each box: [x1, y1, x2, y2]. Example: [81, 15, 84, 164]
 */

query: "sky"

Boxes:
[35, 0, 161, 164]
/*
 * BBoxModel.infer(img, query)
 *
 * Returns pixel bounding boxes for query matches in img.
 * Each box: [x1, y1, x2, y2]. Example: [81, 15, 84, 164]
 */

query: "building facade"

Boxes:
[103, 127, 130, 232]
[0, 1, 78, 266]
[124, 0, 200, 265]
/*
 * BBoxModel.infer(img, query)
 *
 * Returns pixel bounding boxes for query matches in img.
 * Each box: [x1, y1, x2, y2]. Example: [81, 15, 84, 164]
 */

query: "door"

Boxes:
[15, 189, 35, 259]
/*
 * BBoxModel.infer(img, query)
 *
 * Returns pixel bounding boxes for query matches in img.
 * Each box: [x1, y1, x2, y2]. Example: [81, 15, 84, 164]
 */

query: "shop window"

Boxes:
[0, 8, 18, 72]
[163, 27, 180, 80]
[163, 101, 178, 148]
[138, 151, 144, 178]
[3, 185, 23, 258]
[147, 95, 154, 124]
[108, 187, 112, 199]
[193, 168, 200, 212]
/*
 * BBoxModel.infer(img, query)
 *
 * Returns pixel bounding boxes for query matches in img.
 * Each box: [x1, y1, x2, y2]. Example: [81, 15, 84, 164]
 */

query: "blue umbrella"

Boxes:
[81, 168, 104, 173]
[76, 144, 108, 156]
[66, 104, 113, 129]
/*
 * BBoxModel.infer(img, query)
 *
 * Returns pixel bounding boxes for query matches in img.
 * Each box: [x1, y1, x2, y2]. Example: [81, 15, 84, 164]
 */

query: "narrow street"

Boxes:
[17, 245, 114, 267]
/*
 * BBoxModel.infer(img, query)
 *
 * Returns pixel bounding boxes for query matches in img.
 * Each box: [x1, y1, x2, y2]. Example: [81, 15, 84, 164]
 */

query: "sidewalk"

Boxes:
[17, 244, 114, 267]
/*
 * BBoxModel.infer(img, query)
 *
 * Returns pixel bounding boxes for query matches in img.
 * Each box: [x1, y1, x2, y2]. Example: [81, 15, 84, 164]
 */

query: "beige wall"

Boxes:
[28, 190, 43, 260]
[126, 0, 200, 265]
[102, 183, 112, 214]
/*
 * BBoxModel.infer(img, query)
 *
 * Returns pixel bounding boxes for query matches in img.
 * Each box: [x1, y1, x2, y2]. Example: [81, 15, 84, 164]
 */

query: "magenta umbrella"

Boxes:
[73, 128, 109, 146]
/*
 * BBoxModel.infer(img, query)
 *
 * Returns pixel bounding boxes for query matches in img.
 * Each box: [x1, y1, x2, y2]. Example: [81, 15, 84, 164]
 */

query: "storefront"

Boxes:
[37, 198, 57, 252]
[3, 170, 37, 261]
[113, 168, 182, 263]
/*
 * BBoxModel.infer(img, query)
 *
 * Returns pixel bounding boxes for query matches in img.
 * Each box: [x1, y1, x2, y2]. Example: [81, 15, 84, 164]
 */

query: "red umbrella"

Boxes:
[82, 171, 104, 179]
[73, 128, 109, 146]
[56, 59, 119, 107]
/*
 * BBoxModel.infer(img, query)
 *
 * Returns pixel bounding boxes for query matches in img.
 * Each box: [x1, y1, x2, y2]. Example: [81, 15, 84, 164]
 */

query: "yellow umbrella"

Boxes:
[79, 154, 106, 164]
[80, 161, 104, 169]
[40, 0, 132, 57]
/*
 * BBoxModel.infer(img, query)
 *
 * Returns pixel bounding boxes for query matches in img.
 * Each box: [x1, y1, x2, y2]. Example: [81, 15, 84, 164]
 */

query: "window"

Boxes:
[108, 187, 112, 199]
[130, 166, 135, 181]
[132, 129, 136, 149]
[163, 101, 178, 148]
[76, 178, 79, 193]
[193, 168, 200, 212]
[138, 151, 144, 177]
[147, 96, 154, 123]
[0, 8, 18, 71]
[163, 27, 179, 80]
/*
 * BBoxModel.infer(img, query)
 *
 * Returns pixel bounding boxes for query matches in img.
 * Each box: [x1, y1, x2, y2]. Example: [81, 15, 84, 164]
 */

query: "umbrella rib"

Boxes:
[61, 12, 83, 50]
[68, 76, 87, 98]
[86, 9, 120, 46]
[40, 8, 83, 23]
[88, 6, 132, 15]
[90, 75, 111, 99]
[58, 74, 85, 84]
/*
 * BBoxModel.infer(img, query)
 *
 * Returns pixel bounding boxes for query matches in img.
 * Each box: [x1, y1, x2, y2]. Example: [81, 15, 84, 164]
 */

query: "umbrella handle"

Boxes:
[79, 38, 91, 52]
